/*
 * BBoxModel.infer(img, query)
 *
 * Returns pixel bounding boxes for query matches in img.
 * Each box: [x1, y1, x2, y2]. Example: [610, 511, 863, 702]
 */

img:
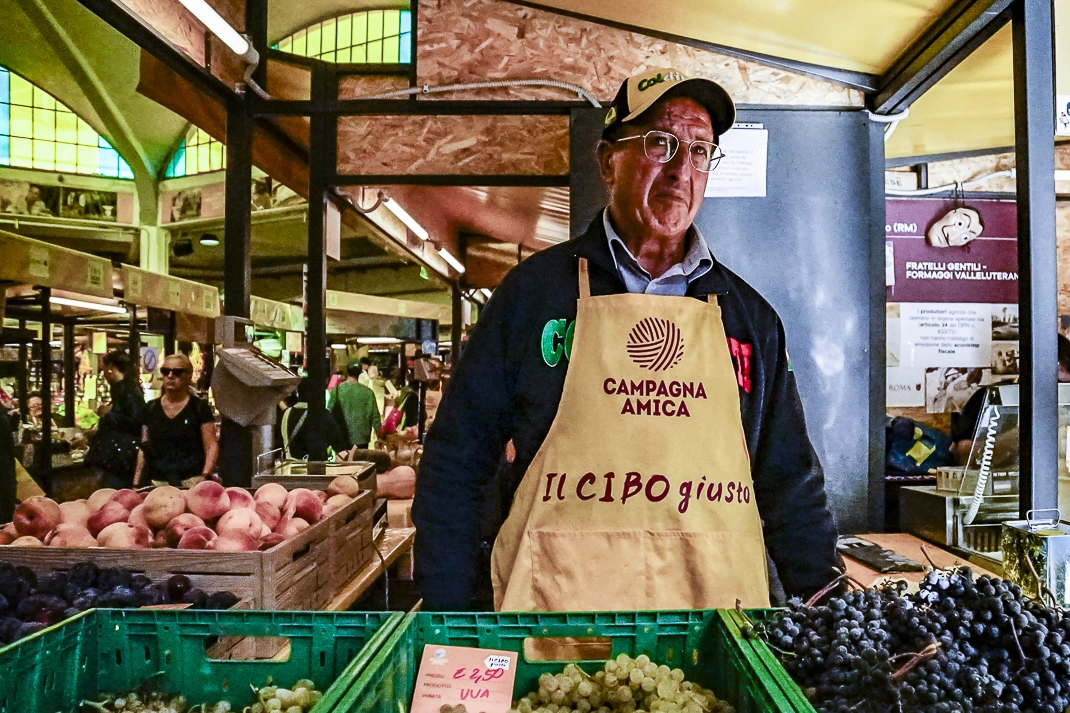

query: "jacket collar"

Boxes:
[571, 212, 731, 296]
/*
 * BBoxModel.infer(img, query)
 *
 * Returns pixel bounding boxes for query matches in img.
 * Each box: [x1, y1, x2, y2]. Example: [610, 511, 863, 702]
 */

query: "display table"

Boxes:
[845, 533, 999, 588]
[326, 527, 416, 611]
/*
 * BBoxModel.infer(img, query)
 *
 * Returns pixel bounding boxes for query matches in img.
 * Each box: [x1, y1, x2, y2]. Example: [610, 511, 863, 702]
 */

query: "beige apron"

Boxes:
[491, 259, 770, 611]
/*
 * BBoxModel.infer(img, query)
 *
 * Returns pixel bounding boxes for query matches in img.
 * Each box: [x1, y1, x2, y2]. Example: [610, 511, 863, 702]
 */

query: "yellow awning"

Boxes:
[886, 24, 1014, 161]
[523, 0, 958, 74]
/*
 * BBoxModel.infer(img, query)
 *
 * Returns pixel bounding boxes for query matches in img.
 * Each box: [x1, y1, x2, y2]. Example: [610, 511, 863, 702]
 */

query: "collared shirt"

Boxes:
[603, 210, 714, 295]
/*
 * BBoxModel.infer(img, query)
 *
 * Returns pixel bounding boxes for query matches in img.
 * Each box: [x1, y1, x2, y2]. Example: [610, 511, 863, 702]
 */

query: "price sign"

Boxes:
[411, 645, 517, 713]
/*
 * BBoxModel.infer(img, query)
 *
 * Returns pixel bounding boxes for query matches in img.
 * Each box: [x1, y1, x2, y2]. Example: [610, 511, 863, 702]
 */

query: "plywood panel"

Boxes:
[120, 0, 206, 65]
[416, 0, 862, 106]
[337, 114, 568, 175]
[339, 75, 411, 99]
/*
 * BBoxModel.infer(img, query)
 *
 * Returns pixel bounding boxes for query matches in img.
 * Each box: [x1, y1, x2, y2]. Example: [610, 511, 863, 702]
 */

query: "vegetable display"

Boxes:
[0, 561, 238, 645]
[510, 655, 733, 713]
[761, 568, 1070, 713]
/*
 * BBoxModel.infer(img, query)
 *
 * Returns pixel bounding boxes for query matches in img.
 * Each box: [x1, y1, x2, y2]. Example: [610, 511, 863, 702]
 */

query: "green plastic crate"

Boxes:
[328, 610, 798, 713]
[0, 608, 403, 713]
[733, 609, 817, 713]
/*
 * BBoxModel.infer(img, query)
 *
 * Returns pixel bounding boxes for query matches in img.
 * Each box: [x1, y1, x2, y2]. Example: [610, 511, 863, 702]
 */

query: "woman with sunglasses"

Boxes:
[133, 353, 218, 487]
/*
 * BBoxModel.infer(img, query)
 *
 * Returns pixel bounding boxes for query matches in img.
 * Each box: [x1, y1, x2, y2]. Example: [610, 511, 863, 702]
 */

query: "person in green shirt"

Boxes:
[330, 358, 382, 449]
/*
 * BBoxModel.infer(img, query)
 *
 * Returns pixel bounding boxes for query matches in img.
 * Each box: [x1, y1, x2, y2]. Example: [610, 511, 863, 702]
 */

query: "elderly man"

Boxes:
[413, 68, 839, 612]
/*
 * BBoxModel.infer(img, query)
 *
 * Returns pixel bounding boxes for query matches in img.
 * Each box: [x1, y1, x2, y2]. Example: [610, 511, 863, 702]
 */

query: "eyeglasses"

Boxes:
[614, 130, 725, 173]
[160, 367, 188, 377]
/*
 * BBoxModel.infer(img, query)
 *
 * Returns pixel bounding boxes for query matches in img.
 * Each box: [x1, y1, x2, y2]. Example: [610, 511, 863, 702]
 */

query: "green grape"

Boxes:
[539, 690, 552, 704]
[640, 678, 656, 693]
[542, 674, 559, 693]
[615, 654, 630, 669]
[656, 681, 676, 699]
[658, 666, 671, 679]
[642, 663, 657, 678]
[551, 690, 566, 706]
[629, 669, 644, 685]
[605, 660, 618, 674]
[577, 701, 592, 713]
[669, 670, 684, 683]
[559, 677, 574, 694]
[634, 655, 650, 668]
[577, 681, 593, 698]
[605, 674, 618, 688]
[518, 700, 533, 713]
[589, 693, 604, 708]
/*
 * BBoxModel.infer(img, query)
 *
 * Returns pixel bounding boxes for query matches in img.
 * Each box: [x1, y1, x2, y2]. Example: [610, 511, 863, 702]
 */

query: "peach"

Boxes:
[259, 532, 286, 550]
[324, 494, 353, 516]
[0, 530, 14, 545]
[327, 474, 361, 498]
[142, 486, 186, 529]
[98, 522, 152, 549]
[46, 524, 98, 548]
[212, 530, 258, 552]
[285, 489, 322, 524]
[58, 500, 91, 528]
[87, 501, 130, 537]
[254, 501, 281, 531]
[186, 481, 230, 521]
[260, 523, 271, 538]
[254, 483, 288, 510]
[177, 525, 216, 550]
[108, 489, 144, 511]
[86, 488, 116, 513]
[314, 490, 329, 505]
[164, 513, 207, 547]
[14, 496, 62, 539]
[128, 504, 150, 531]
[224, 487, 255, 510]
[11, 536, 43, 547]
[152, 530, 170, 548]
[280, 517, 309, 539]
[215, 508, 263, 540]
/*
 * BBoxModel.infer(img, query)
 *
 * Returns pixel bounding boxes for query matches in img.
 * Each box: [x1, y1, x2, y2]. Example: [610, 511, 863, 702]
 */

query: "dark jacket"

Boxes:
[284, 402, 349, 459]
[412, 217, 840, 610]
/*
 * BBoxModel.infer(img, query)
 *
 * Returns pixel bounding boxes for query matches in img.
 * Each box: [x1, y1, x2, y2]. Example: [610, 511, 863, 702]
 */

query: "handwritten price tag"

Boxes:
[412, 645, 518, 713]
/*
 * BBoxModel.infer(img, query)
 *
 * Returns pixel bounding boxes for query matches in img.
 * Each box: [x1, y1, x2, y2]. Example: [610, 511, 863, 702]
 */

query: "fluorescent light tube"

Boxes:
[383, 199, 429, 241]
[480, 288, 493, 299]
[330, 344, 347, 349]
[176, 0, 250, 56]
[50, 296, 127, 314]
[438, 247, 466, 274]
[357, 337, 403, 345]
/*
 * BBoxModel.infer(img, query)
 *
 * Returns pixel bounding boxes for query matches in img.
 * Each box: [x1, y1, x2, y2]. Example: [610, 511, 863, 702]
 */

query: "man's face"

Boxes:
[598, 96, 713, 240]
[161, 358, 192, 393]
[27, 396, 42, 417]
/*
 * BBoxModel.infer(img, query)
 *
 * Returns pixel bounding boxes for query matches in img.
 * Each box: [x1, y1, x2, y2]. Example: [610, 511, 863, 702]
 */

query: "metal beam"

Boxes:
[306, 64, 335, 462]
[1012, 0, 1058, 518]
[252, 98, 586, 117]
[873, 0, 1012, 115]
[219, 93, 254, 487]
[75, 0, 235, 105]
[331, 174, 570, 187]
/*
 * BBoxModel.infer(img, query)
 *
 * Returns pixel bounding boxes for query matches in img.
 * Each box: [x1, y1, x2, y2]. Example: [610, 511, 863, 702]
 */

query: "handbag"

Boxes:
[85, 426, 140, 476]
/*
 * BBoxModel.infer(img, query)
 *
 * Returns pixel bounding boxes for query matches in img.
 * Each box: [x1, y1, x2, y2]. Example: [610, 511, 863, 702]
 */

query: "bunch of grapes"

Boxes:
[510, 654, 733, 713]
[765, 568, 1070, 713]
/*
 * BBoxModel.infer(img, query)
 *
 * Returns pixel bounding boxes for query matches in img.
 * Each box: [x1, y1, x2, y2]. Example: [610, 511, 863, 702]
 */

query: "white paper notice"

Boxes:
[899, 303, 991, 368]
[885, 242, 895, 287]
[704, 125, 767, 197]
[1058, 95, 1070, 136]
[887, 367, 925, 407]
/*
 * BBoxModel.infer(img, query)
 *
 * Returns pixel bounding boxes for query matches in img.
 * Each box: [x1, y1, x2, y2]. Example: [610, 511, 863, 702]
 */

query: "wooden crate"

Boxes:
[330, 492, 376, 588]
[252, 460, 376, 493]
[0, 490, 374, 612]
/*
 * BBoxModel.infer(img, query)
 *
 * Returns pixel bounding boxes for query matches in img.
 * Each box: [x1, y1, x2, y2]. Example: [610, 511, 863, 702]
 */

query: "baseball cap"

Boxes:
[602, 68, 735, 138]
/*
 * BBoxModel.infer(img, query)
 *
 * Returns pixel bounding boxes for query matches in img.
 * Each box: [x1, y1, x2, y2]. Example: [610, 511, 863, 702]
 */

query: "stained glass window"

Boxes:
[0, 66, 133, 179]
[163, 125, 226, 178]
[275, 10, 412, 64]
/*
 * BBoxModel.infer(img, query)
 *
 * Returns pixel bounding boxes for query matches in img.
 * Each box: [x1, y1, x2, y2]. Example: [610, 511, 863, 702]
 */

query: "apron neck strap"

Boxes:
[578, 258, 591, 299]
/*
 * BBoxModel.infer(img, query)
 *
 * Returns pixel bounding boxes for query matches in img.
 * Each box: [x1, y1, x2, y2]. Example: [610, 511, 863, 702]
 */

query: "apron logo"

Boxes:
[627, 317, 684, 371]
[727, 337, 753, 393]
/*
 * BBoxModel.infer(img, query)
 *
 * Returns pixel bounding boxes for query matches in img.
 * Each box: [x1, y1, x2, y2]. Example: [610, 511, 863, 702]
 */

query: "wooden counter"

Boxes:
[845, 533, 1000, 588]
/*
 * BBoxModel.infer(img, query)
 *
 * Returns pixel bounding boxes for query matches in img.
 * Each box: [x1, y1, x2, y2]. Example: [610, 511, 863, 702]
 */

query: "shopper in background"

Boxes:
[134, 353, 218, 487]
[23, 393, 45, 428]
[85, 350, 145, 488]
[357, 356, 373, 387]
[282, 378, 349, 460]
[330, 358, 381, 450]
[0, 408, 15, 523]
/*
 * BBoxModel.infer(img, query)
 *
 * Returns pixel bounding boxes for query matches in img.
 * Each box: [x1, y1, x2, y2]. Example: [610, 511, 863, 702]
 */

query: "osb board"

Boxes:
[339, 75, 411, 99]
[923, 151, 1016, 193]
[416, 0, 862, 106]
[1058, 203, 1070, 317]
[337, 114, 568, 175]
